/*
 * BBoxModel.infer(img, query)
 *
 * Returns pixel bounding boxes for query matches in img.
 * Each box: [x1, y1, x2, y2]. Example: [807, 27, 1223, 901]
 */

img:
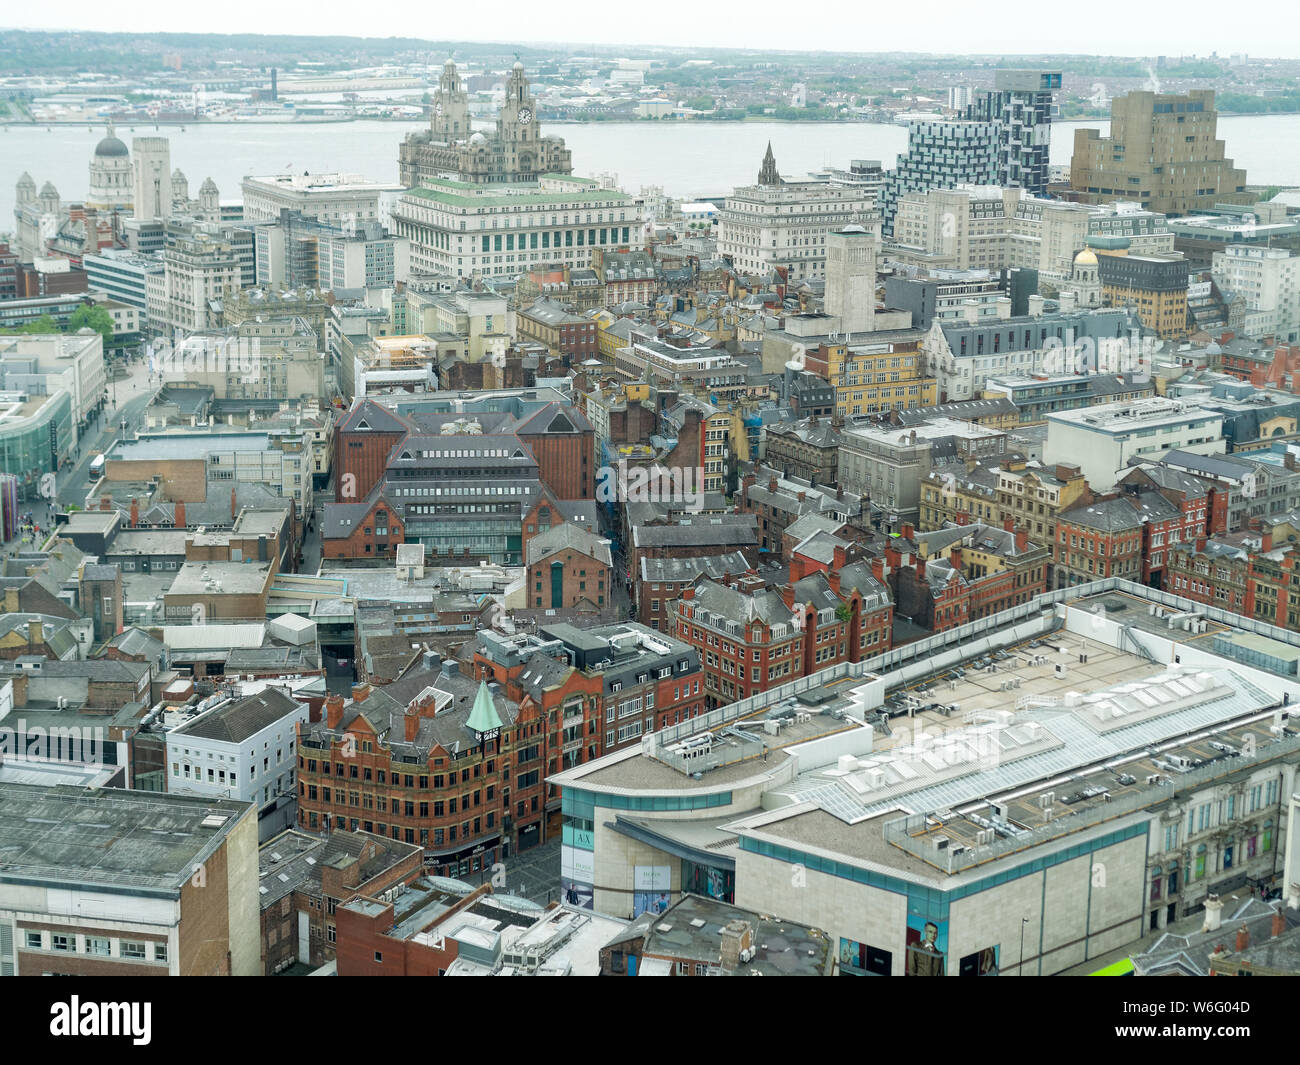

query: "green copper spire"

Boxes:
[467, 678, 504, 735]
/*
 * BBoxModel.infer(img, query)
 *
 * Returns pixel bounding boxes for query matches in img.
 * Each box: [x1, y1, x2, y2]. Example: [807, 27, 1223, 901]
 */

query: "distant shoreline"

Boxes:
[4, 110, 1300, 131]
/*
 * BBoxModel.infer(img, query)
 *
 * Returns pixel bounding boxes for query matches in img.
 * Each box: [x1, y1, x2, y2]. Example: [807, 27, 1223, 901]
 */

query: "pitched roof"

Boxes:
[467, 678, 504, 734]
[526, 522, 613, 567]
[173, 687, 304, 744]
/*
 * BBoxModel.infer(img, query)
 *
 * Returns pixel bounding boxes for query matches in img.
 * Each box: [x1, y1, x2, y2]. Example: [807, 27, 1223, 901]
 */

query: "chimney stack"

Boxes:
[1272, 907, 1286, 939]
[174, 500, 186, 528]
[405, 708, 420, 742]
[1235, 924, 1250, 953]
[351, 683, 371, 704]
[1015, 528, 1029, 553]
[1203, 894, 1223, 933]
[325, 694, 344, 729]
[719, 919, 752, 972]
[231, 485, 237, 521]
[1003, 515, 1015, 533]
[949, 547, 962, 572]
[870, 556, 887, 584]
[130, 498, 139, 528]
[1261, 529, 1274, 553]
[1195, 535, 1207, 553]
[900, 521, 915, 541]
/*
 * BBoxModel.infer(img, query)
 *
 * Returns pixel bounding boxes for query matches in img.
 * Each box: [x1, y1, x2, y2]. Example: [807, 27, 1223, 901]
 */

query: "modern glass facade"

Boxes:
[0, 391, 72, 494]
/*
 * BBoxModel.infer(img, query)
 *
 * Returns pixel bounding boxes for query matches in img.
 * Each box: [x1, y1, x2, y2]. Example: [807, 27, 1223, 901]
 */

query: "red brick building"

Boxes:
[472, 621, 707, 772]
[258, 829, 423, 975]
[514, 402, 596, 500]
[1167, 521, 1300, 627]
[1056, 470, 1212, 589]
[296, 661, 551, 877]
[525, 522, 613, 611]
[333, 400, 413, 504]
[671, 562, 892, 707]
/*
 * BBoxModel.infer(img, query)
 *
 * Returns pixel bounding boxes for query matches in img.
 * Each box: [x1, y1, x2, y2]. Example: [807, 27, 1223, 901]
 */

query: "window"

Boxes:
[155, 943, 168, 963]
[121, 941, 147, 959]
[51, 934, 73, 952]
[25, 931, 41, 950]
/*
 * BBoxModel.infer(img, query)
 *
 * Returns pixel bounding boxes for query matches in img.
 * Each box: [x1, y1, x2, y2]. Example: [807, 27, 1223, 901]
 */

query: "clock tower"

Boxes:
[431, 57, 470, 140]
[500, 61, 539, 178]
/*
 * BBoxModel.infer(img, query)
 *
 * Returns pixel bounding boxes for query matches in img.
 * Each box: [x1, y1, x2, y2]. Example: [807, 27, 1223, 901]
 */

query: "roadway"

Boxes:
[54, 360, 160, 509]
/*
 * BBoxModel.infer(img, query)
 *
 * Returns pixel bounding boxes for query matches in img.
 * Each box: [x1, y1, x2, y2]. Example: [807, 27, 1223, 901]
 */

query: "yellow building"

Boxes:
[1097, 248, 1190, 341]
[816, 336, 938, 417]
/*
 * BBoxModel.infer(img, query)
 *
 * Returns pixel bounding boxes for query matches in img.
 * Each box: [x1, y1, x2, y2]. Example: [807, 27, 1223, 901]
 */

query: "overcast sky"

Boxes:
[5, 0, 1298, 59]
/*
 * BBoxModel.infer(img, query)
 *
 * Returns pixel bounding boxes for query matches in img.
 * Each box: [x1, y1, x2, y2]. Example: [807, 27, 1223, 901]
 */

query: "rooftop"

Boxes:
[0, 783, 251, 897]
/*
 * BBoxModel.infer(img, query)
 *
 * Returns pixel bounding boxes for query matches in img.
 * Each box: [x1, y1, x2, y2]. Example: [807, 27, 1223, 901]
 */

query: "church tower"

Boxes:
[431, 58, 470, 140]
[758, 142, 782, 186]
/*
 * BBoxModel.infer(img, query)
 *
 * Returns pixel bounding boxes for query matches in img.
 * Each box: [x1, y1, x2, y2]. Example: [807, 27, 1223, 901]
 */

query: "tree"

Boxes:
[68, 305, 114, 347]
[16, 315, 59, 335]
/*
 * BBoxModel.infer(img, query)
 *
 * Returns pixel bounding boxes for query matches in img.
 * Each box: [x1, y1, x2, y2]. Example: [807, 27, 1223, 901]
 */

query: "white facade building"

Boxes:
[164, 686, 309, 843]
[241, 173, 402, 230]
[391, 174, 637, 281]
[1212, 245, 1300, 343]
[1044, 398, 1226, 492]
[719, 177, 873, 282]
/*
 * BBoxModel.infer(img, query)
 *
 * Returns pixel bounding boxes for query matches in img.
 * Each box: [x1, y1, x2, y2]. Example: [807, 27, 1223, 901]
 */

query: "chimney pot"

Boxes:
[1235, 924, 1250, 953]
[325, 694, 344, 729]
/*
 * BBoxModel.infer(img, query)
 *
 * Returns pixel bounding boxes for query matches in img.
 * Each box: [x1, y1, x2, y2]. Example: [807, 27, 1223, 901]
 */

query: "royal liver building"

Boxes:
[399, 59, 573, 186]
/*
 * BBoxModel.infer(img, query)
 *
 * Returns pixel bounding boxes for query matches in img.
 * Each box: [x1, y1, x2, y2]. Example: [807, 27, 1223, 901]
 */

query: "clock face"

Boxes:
[517, 107, 532, 124]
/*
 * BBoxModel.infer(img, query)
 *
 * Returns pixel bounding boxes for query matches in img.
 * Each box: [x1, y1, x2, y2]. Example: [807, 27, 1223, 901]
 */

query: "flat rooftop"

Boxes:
[110, 432, 272, 463]
[0, 783, 250, 896]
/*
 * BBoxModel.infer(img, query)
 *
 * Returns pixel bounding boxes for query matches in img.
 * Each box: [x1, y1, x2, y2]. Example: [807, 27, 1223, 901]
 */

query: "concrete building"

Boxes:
[241, 172, 401, 230]
[164, 686, 310, 843]
[550, 581, 1300, 971]
[718, 146, 874, 281]
[1212, 245, 1300, 343]
[824, 223, 878, 335]
[1044, 398, 1225, 493]
[0, 784, 259, 975]
[132, 137, 173, 222]
[1069, 90, 1251, 215]
[392, 174, 636, 282]
[839, 417, 1008, 526]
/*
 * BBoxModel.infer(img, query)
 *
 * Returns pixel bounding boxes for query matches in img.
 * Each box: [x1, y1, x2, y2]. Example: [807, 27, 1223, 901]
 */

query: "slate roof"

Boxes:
[526, 522, 613, 567]
[174, 686, 304, 744]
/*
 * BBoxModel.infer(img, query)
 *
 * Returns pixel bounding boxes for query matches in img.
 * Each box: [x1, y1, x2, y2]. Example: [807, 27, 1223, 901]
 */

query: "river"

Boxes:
[3, 114, 1299, 232]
